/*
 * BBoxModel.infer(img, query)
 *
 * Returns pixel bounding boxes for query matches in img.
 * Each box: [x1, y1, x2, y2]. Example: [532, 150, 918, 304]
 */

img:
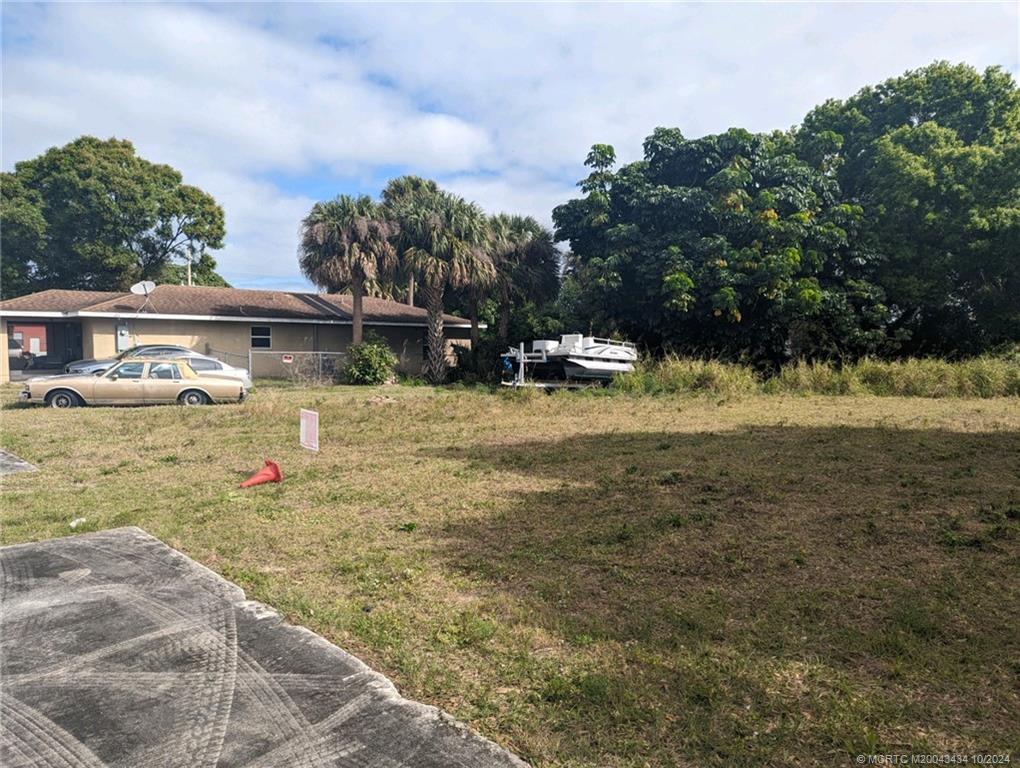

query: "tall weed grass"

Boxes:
[613, 355, 1020, 398]
[613, 357, 759, 396]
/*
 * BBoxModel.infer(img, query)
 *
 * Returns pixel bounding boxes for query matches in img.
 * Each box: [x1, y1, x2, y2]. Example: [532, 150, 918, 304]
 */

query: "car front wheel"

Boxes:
[47, 390, 80, 409]
[178, 390, 209, 406]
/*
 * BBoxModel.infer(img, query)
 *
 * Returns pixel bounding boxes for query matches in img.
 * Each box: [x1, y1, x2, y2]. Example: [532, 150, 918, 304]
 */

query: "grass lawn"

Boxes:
[1, 383, 1018, 766]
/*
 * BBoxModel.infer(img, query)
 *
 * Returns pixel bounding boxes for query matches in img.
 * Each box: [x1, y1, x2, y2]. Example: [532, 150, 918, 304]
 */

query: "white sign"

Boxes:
[281, 354, 294, 364]
[299, 409, 319, 452]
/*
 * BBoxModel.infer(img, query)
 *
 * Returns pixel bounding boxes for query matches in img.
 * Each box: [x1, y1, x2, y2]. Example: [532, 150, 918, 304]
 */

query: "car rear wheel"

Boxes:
[178, 389, 209, 406]
[47, 390, 80, 409]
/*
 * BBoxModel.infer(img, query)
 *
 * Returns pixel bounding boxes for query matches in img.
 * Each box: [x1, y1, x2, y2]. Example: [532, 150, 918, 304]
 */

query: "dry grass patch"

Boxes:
[1, 384, 1018, 766]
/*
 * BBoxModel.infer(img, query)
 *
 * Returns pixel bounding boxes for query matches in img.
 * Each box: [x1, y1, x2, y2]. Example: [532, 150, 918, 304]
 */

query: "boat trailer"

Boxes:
[501, 341, 623, 389]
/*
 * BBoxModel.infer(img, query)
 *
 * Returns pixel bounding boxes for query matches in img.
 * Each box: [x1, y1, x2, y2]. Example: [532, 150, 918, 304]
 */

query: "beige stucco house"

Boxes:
[0, 285, 473, 383]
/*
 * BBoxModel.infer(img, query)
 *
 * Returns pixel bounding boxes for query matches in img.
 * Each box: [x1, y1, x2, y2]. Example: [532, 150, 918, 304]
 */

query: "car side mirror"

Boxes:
[109, 374, 119, 380]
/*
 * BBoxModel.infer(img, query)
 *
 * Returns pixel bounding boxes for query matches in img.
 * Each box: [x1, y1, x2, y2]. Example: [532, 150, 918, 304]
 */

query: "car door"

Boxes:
[144, 362, 184, 404]
[91, 362, 147, 404]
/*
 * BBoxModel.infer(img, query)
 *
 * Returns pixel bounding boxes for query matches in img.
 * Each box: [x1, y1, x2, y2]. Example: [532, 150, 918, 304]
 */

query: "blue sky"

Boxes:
[3, 2, 1017, 291]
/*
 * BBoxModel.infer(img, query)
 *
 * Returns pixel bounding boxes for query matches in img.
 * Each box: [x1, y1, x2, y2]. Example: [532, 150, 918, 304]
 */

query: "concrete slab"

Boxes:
[0, 449, 36, 476]
[0, 527, 528, 768]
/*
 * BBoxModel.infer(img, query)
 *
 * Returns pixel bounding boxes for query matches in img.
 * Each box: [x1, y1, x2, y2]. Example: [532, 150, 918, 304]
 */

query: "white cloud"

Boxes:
[442, 172, 577, 232]
[266, 2, 1018, 167]
[2, 4, 492, 177]
[185, 170, 314, 288]
[3, 2, 1017, 289]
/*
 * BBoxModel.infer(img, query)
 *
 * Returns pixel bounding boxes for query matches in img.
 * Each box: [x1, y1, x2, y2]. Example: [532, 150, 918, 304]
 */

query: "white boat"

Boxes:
[503, 334, 638, 383]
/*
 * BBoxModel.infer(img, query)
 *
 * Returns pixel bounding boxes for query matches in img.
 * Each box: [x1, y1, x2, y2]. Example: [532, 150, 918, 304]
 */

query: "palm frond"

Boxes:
[297, 194, 399, 293]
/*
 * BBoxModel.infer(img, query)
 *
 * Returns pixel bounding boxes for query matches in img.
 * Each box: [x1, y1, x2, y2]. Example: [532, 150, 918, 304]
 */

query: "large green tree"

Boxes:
[554, 62, 1019, 362]
[798, 62, 1020, 353]
[299, 195, 398, 345]
[555, 128, 890, 366]
[1, 136, 227, 297]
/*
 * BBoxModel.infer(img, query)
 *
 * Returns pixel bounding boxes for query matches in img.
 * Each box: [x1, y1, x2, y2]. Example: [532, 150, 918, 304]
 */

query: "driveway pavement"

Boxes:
[0, 527, 527, 767]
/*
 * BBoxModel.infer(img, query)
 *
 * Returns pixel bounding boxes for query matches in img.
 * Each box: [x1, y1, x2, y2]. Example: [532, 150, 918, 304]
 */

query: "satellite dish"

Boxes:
[130, 280, 157, 296]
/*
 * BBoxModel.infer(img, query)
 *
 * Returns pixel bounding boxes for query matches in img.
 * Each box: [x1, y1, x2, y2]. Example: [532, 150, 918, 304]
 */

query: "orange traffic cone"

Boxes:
[240, 459, 283, 488]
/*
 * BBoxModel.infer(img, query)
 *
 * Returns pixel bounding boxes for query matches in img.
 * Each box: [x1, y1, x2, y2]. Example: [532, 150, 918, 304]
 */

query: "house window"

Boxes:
[250, 326, 272, 349]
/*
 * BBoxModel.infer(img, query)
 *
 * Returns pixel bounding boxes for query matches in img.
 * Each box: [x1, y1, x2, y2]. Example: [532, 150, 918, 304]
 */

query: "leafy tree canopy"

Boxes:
[555, 128, 891, 366]
[157, 253, 231, 287]
[555, 62, 1019, 363]
[298, 194, 399, 344]
[798, 62, 1020, 353]
[1, 136, 226, 297]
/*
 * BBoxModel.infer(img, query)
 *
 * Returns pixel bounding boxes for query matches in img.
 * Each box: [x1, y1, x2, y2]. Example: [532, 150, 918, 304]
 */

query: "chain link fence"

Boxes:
[205, 346, 251, 369]
[248, 351, 346, 384]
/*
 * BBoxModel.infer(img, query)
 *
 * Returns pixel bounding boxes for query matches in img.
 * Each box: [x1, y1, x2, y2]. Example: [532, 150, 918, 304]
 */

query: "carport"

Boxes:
[3, 319, 83, 378]
[0, 289, 133, 383]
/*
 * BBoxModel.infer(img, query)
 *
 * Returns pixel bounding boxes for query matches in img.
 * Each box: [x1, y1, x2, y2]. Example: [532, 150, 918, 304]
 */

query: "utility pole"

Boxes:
[185, 244, 195, 286]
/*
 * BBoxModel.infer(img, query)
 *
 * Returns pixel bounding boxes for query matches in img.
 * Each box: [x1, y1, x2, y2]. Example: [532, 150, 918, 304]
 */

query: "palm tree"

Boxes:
[488, 214, 559, 346]
[382, 176, 439, 306]
[298, 195, 398, 345]
[398, 190, 494, 383]
[462, 273, 492, 351]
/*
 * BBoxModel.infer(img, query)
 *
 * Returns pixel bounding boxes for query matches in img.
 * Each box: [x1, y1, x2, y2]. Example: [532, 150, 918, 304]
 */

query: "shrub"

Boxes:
[397, 374, 428, 387]
[343, 334, 398, 385]
[451, 337, 502, 384]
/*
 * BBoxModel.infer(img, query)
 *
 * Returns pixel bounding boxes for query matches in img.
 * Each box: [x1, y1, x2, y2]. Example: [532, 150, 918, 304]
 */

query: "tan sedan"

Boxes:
[19, 358, 247, 408]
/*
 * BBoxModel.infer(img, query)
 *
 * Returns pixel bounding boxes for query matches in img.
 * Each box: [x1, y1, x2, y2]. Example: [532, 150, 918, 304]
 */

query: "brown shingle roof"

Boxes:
[84, 285, 346, 321]
[0, 289, 124, 312]
[315, 293, 468, 325]
[0, 285, 469, 326]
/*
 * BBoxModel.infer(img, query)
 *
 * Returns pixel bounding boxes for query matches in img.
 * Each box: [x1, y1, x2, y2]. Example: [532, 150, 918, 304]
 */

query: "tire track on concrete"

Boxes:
[1, 529, 529, 768]
[0, 696, 107, 768]
[240, 692, 375, 768]
[107, 586, 337, 767]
